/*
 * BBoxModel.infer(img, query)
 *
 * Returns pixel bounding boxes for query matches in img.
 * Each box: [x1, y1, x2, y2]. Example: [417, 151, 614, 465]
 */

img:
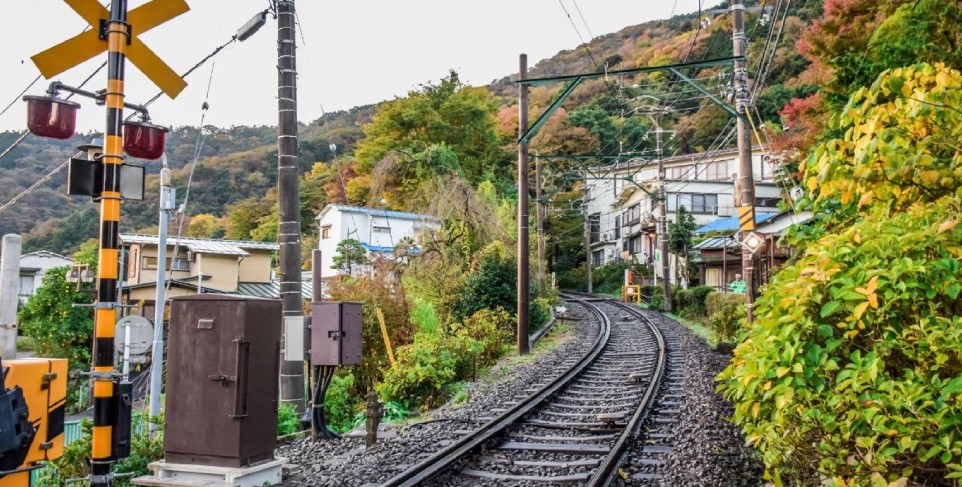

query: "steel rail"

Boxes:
[587, 298, 667, 486]
[380, 293, 611, 487]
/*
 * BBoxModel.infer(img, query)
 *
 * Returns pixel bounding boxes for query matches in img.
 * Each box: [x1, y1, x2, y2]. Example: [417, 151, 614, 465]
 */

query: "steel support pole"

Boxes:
[656, 127, 672, 312]
[732, 0, 756, 324]
[148, 161, 172, 435]
[277, 0, 305, 411]
[535, 155, 546, 297]
[91, 2, 128, 484]
[517, 54, 530, 355]
[0, 234, 21, 360]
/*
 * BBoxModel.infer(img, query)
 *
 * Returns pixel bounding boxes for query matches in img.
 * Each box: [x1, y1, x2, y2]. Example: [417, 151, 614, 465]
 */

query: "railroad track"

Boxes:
[381, 294, 669, 486]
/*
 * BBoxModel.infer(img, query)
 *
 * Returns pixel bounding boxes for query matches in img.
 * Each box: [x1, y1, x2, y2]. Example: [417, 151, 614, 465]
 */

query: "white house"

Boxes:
[19, 251, 74, 303]
[316, 204, 441, 280]
[583, 147, 787, 278]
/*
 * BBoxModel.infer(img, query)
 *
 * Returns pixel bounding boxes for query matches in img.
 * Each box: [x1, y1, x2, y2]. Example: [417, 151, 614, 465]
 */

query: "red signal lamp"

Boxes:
[123, 120, 168, 160]
[23, 95, 80, 140]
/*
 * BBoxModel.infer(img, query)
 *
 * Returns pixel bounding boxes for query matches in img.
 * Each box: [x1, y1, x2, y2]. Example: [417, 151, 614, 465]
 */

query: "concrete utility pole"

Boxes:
[148, 157, 174, 434]
[517, 54, 530, 355]
[0, 234, 21, 359]
[583, 182, 593, 294]
[732, 0, 757, 323]
[277, 0, 305, 411]
[535, 154, 546, 297]
[655, 126, 673, 313]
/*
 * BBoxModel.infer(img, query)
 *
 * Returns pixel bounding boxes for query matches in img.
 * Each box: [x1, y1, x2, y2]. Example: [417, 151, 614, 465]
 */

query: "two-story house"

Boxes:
[316, 204, 441, 280]
[119, 234, 279, 302]
[583, 147, 786, 280]
[18, 251, 74, 304]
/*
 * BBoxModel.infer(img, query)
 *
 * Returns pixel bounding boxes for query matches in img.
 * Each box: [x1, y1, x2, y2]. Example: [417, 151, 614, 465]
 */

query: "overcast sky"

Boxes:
[0, 0, 702, 132]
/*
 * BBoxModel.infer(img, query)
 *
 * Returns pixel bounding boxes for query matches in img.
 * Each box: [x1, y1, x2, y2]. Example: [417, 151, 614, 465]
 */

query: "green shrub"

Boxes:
[376, 331, 461, 410]
[324, 373, 361, 433]
[277, 403, 301, 436]
[451, 307, 512, 367]
[36, 415, 164, 487]
[647, 288, 665, 311]
[530, 297, 551, 331]
[719, 201, 962, 485]
[705, 292, 745, 341]
[410, 299, 440, 334]
[688, 285, 714, 316]
[672, 288, 692, 314]
[453, 243, 516, 322]
[640, 285, 660, 302]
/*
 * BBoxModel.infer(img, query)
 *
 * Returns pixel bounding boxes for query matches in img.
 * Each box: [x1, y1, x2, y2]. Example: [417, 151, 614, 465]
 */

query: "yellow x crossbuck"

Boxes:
[32, 0, 190, 98]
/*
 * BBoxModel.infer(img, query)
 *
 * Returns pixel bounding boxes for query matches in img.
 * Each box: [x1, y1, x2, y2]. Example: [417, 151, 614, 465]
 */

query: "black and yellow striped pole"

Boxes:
[92, 1, 128, 485]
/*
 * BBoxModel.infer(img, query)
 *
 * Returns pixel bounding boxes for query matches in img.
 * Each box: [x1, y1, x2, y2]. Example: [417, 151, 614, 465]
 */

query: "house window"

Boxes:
[668, 165, 693, 180]
[321, 226, 331, 239]
[614, 217, 621, 239]
[592, 250, 604, 267]
[706, 161, 730, 180]
[671, 193, 718, 214]
[372, 226, 391, 234]
[143, 256, 190, 271]
[588, 214, 601, 243]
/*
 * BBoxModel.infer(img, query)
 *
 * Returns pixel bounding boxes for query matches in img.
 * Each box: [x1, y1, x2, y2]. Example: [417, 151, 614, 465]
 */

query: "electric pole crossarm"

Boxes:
[519, 77, 583, 144]
[668, 68, 742, 119]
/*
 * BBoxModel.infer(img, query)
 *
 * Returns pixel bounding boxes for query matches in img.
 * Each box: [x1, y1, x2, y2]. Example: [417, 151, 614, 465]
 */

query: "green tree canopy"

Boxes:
[354, 71, 504, 185]
[18, 267, 93, 368]
[332, 239, 368, 275]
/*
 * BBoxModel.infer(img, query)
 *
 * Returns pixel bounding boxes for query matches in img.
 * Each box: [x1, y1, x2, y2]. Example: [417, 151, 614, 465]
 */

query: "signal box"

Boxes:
[2, 358, 68, 486]
[164, 295, 281, 468]
[310, 302, 362, 366]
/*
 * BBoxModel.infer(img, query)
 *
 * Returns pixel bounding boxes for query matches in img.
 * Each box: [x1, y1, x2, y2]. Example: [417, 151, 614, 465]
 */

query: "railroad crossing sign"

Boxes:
[741, 231, 765, 254]
[31, 0, 190, 98]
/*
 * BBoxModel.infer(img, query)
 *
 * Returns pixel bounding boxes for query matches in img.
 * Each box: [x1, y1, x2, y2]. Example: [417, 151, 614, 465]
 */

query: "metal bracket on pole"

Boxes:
[668, 68, 743, 120]
[519, 77, 583, 144]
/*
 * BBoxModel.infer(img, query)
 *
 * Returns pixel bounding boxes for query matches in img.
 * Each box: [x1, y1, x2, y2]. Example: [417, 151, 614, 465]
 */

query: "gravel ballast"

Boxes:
[276, 303, 764, 486]
[639, 310, 764, 486]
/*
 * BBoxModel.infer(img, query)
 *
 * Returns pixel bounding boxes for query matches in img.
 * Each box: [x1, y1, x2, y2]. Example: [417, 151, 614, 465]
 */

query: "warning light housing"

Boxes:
[23, 95, 80, 140]
[123, 121, 168, 160]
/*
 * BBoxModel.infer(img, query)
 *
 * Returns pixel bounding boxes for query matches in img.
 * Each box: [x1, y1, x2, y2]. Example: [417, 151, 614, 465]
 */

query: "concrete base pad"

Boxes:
[131, 458, 285, 487]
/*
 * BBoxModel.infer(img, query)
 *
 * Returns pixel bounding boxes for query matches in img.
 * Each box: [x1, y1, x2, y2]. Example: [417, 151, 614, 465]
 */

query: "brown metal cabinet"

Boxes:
[164, 294, 282, 467]
[311, 302, 362, 366]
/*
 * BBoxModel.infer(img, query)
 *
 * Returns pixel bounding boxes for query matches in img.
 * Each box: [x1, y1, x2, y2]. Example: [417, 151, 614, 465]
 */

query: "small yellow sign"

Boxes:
[31, 0, 190, 98]
[738, 205, 756, 231]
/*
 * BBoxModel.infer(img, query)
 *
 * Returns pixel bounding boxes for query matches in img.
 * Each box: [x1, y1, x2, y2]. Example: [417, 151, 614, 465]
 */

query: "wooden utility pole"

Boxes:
[277, 0, 305, 411]
[655, 126, 673, 312]
[732, 0, 757, 323]
[535, 154, 546, 297]
[517, 54, 530, 355]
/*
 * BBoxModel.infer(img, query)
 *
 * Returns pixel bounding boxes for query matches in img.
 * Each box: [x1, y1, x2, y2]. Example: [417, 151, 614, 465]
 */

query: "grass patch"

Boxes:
[665, 312, 717, 347]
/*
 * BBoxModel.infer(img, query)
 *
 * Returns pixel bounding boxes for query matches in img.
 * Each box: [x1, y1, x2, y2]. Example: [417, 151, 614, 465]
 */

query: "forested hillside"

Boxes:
[1, 0, 826, 255]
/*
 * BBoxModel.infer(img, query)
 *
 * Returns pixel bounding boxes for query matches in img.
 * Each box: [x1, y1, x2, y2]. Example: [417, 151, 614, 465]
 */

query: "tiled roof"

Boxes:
[120, 234, 278, 257]
[236, 281, 313, 300]
[317, 204, 441, 222]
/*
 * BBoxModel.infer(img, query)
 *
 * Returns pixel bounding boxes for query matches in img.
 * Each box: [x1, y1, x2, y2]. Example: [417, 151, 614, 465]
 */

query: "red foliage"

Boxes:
[771, 93, 827, 159]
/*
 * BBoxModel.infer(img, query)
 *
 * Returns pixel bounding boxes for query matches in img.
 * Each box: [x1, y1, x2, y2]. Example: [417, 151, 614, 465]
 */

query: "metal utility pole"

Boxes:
[535, 154, 546, 297]
[148, 157, 174, 434]
[277, 0, 305, 411]
[0, 234, 21, 359]
[517, 54, 530, 355]
[91, 2, 129, 484]
[656, 126, 672, 312]
[732, 0, 756, 323]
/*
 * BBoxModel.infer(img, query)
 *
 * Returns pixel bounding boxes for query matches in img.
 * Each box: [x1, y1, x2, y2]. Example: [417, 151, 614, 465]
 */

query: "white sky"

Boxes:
[0, 0, 702, 132]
